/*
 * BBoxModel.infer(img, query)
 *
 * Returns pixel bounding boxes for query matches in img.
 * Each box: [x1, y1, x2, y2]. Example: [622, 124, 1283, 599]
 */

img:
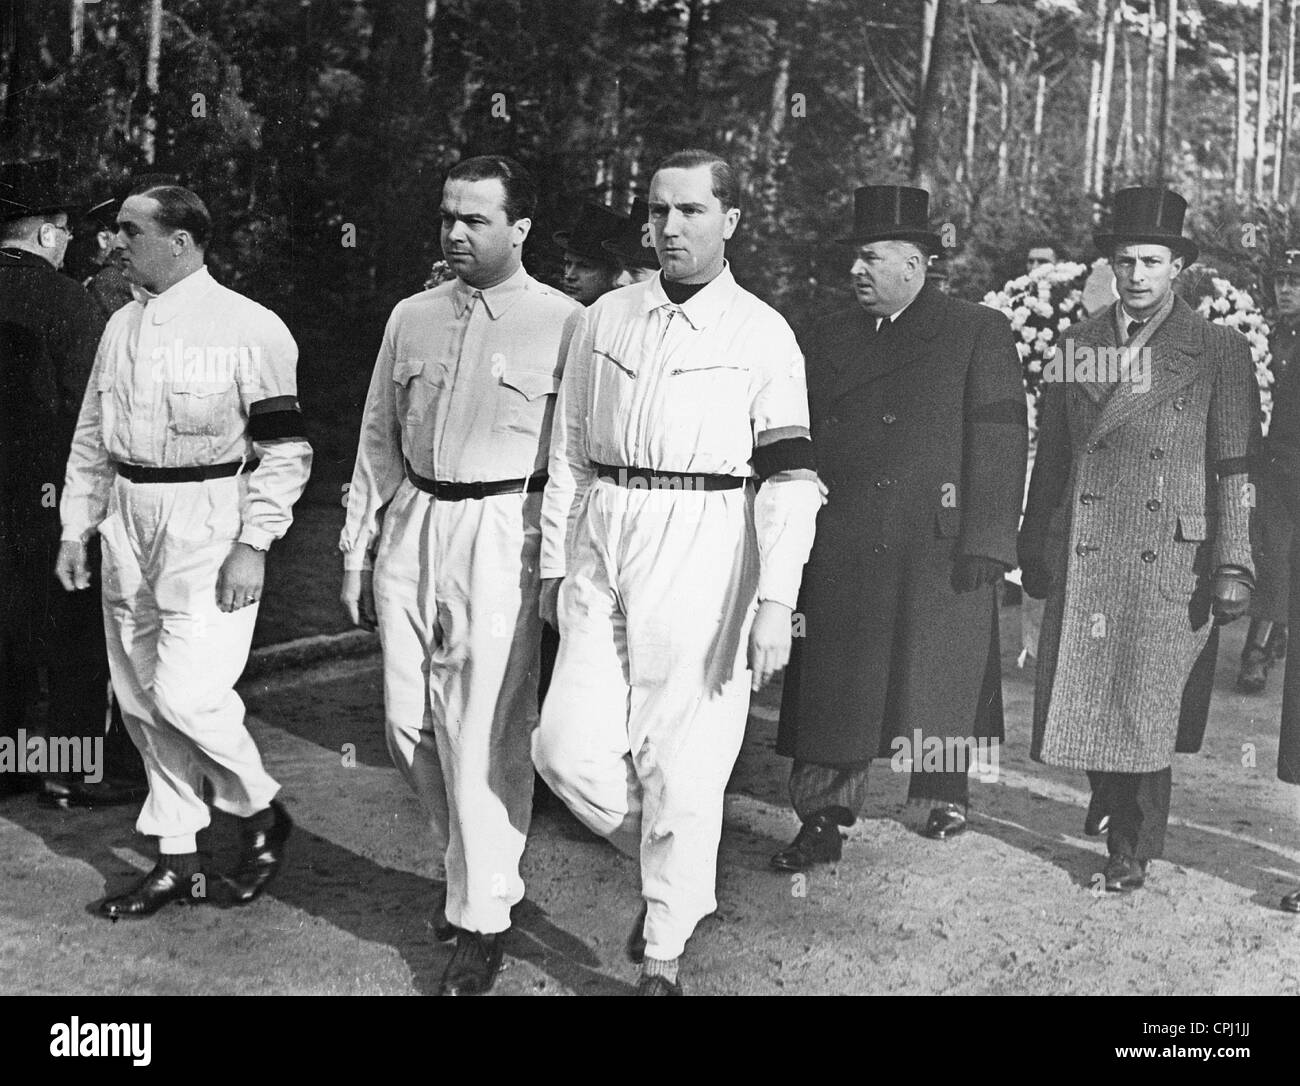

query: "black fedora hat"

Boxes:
[83, 172, 183, 229]
[0, 158, 79, 223]
[602, 196, 660, 270]
[838, 185, 942, 251]
[1093, 187, 1198, 264]
[554, 202, 628, 264]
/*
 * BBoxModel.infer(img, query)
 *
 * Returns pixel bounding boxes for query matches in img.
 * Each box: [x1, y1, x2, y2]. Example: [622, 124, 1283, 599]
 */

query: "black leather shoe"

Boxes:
[1237, 646, 1272, 693]
[39, 778, 148, 809]
[1281, 887, 1300, 913]
[438, 930, 505, 995]
[626, 902, 648, 964]
[770, 813, 844, 871]
[1103, 854, 1148, 893]
[636, 973, 683, 996]
[99, 863, 203, 918]
[223, 800, 292, 905]
[431, 882, 456, 942]
[922, 804, 967, 840]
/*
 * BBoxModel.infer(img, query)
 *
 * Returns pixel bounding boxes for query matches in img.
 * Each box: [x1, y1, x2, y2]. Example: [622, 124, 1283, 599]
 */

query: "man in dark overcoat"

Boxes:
[1236, 251, 1300, 693]
[0, 160, 145, 805]
[1255, 252, 1300, 912]
[1019, 188, 1256, 893]
[773, 185, 1027, 870]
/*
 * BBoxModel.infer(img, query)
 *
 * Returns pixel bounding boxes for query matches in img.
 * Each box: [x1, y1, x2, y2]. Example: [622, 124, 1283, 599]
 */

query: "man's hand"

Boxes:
[539, 577, 562, 628]
[55, 540, 90, 591]
[749, 599, 794, 692]
[341, 568, 377, 630]
[216, 543, 267, 613]
[1211, 573, 1251, 625]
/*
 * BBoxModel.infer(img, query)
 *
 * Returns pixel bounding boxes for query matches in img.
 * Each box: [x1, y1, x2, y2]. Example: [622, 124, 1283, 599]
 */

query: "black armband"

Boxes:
[752, 436, 817, 481]
[249, 395, 306, 442]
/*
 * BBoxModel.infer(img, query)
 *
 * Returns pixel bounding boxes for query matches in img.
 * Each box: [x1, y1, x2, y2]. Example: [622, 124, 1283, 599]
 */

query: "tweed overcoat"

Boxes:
[1018, 295, 1256, 773]
[777, 283, 1027, 765]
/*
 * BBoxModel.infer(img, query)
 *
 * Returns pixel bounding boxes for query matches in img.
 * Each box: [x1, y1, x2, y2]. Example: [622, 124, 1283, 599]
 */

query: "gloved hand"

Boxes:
[1019, 557, 1052, 600]
[951, 555, 1005, 594]
[1211, 571, 1252, 625]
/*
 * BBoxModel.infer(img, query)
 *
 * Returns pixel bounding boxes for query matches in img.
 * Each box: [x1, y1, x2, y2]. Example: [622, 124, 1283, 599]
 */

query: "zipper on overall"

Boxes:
[632, 307, 677, 462]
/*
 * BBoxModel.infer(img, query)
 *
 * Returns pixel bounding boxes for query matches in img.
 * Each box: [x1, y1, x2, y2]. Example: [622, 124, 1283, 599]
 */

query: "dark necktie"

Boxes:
[1126, 319, 1144, 340]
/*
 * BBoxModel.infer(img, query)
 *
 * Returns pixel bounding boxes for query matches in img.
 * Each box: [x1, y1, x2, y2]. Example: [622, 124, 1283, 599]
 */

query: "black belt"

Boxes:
[112, 459, 257, 484]
[594, 462, 746, 491]
[405, 462, 547, 501]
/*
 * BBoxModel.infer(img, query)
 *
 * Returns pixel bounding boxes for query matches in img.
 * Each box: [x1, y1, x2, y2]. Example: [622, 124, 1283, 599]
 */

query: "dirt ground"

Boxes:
[2, 605, 1298, 996]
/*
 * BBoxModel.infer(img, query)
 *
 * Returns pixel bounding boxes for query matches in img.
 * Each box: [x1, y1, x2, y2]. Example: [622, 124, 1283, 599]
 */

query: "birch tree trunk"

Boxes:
[141, 0, 163, 165]
[1143, 0, 1156, 176]
[958, 58, 977, 185]
[1028, 72, 1046, 197]
[1255, 0, 1271, 200]
[1277, 0, 1297, 200]
[997, 66, 1010, 192]
[1236, 49, 1249, 199]
[909, 0, 953, 192]
[1156, 0, 1177, 182]
[1083, 0, 1106, 193]
[920, 0, 938, 94]
[1118, 23, 1135, 180]
[72, 0, 86, 58]
[1093, 0, 1118, 195]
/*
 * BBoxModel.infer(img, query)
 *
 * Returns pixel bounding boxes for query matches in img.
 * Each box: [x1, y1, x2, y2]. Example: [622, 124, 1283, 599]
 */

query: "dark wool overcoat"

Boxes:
[777, 283, 1028, 765]
[1019, 295, 1256, 774]
[1259, 320, 1300, 784]
[0, 248, 104, 626]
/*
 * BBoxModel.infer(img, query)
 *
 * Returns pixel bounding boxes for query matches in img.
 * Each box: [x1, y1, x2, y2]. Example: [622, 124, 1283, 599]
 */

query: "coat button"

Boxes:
[1149, 447, 1165, 460]
[881, 413, 897, 425]
[1080, 493, 1096, 505]
[1142, 550, 1157, 562]
[872, 543, 888, 554]
[1173, 397, 1188, 411]
[1076, 542, 1098, 556]
[875, 477, 894, 489]
[1146, 498, 1162, 511]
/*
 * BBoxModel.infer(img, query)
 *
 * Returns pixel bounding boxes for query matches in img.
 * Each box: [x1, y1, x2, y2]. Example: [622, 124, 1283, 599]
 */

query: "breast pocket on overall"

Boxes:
[494, 367, 560, 436]
[1158, 510, 1213, 600]
[392, 357, 449, 432]
[166, 381, 232, 438]
[663, 362, 751, 440]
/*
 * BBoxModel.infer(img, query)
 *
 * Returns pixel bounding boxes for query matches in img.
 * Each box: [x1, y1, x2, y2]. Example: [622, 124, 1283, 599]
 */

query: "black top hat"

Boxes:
[602, 197, 660, 270]
[554, 202, 628, 264]
[83, 172, 183, 228]
[0, 158, 79, 223]
[838, 185, 942, 251]
[1093, 187, 1198, 264]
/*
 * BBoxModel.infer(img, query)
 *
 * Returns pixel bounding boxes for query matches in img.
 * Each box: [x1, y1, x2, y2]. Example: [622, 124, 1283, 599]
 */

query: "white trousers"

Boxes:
[533, 481, 758, 960]
[99, 474, 278, 847]
[373, 479, 539, 934]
